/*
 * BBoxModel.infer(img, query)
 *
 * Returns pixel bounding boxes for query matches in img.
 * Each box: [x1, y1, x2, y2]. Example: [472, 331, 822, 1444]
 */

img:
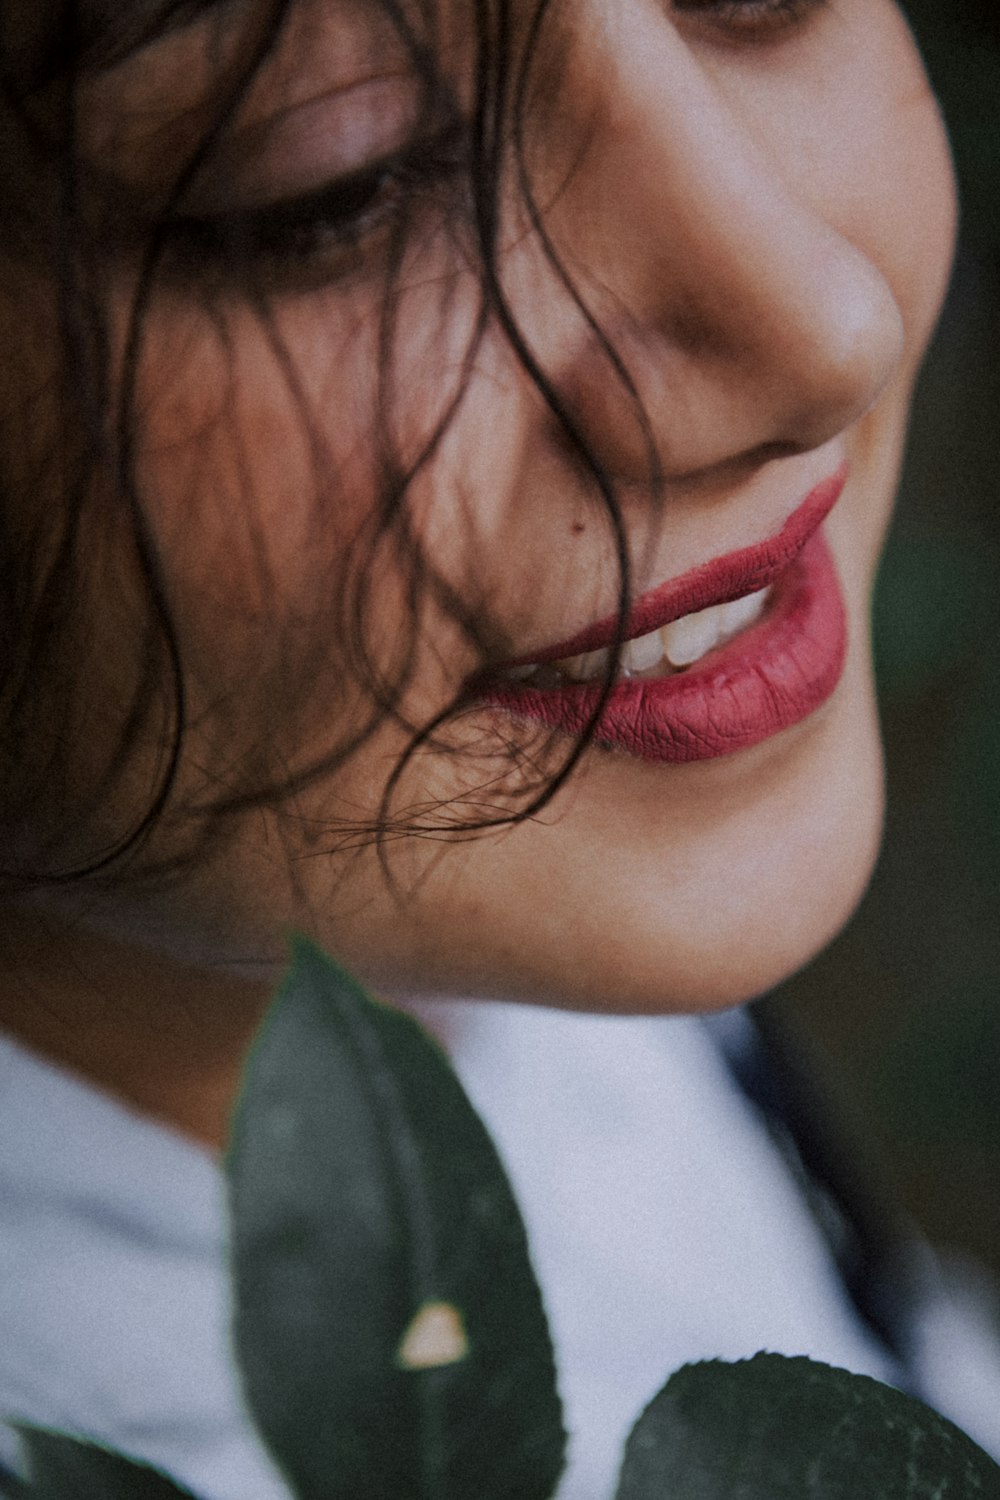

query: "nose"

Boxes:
[525, 15, 905, 482]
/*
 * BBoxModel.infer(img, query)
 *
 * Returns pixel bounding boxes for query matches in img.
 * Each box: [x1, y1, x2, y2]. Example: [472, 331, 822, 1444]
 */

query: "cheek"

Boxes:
[115, 298, 375, 789]
[127, 298, 396, 726]
[122, 270, 496, 766]
[133, 255, 484, 580]
[133, 299, 374, 582]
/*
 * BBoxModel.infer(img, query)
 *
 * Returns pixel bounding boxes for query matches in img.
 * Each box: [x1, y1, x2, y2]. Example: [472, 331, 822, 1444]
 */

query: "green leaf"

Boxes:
[225, 937, 565, 1500]
[14, 1428, 200, 1500]
[614, 1353, 1000, 1498]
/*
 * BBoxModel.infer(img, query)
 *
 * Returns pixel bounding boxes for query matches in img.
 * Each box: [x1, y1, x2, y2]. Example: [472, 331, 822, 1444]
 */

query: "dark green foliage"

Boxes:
[225, 937, 566, 1500]
[614, 1353, 1000, 1499]
[903, 0, 1000, 254]
[13, 1429, 197, 1500]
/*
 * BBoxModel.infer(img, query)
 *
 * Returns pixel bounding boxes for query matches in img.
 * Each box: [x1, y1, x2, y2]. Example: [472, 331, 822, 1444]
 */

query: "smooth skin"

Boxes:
[0, 0, 957, 1146]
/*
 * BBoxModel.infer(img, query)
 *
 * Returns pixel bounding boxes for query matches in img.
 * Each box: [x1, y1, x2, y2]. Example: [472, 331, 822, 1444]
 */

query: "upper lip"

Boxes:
[502, 463, 849, 667]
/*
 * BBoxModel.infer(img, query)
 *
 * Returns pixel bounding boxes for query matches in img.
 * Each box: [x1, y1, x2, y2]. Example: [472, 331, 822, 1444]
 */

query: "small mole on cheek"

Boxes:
[571, 521, 586, 536]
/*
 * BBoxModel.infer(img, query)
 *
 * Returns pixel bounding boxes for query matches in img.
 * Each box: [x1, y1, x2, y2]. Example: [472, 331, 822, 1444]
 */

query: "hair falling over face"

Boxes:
[0, 0, 957, 1019]
[0, 0, 629, 892]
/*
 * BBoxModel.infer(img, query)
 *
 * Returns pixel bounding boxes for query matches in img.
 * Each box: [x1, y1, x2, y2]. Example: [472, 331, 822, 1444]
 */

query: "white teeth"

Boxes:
[620, 630, 665, 674]
[718, 587, 770, 638]
[661, 606, 724, 668]
[504, 586, 771, 684]
[661, 587, 771, 668]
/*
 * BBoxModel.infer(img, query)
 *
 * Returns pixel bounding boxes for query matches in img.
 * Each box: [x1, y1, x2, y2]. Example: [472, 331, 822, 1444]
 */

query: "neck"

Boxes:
[0, 906, 275, 1152]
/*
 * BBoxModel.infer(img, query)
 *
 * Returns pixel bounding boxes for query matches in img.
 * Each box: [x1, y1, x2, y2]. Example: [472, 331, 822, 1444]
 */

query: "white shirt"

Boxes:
[1, 1006, 997, 1499]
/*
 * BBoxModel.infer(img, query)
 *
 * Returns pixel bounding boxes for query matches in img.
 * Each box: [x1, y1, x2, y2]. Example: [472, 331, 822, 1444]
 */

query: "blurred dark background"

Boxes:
[772, 0, 1000, 1281]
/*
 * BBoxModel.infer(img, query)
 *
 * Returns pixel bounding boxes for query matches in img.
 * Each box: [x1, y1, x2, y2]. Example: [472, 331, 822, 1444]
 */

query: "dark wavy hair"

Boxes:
[0, 0, 656, 895]
[2, 0, 976, 899]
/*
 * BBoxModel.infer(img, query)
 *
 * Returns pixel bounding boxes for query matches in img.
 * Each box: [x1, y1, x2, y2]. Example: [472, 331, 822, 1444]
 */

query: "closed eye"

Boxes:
[672, 0, 828, 42]
[163, 119, 469, 289]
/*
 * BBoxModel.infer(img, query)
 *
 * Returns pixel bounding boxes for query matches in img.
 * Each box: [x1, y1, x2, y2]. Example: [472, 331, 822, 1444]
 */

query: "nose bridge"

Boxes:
[532, 14, 904, 470]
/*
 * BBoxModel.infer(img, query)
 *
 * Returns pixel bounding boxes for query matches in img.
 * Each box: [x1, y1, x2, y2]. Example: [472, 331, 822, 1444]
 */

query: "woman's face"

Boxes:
[7, 0, 957, 1012]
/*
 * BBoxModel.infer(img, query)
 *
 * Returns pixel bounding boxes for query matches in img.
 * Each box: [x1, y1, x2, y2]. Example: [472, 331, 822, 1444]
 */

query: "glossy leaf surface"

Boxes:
[226, 938, 565, 1500]
[15, 1429, 199, 1500]
[615, 1352, 1000, 1499]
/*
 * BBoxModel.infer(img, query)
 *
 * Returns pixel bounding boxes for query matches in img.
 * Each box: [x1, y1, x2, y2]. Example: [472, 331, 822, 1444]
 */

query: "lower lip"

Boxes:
[473, 528, 847, 763]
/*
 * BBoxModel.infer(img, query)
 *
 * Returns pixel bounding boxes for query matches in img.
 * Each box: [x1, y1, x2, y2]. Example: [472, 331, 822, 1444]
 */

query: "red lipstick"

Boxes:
[471, 466, 849, 763]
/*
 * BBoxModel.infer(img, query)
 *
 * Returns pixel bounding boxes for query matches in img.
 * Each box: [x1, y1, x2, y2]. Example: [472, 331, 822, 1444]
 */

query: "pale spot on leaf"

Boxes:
[397, 1301, 469, 1370]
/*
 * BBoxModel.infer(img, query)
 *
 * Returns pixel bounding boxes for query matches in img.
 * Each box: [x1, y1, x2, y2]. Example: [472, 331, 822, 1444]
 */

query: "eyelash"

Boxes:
[673, 0, 826, 38]
[166, 121, 469, 288]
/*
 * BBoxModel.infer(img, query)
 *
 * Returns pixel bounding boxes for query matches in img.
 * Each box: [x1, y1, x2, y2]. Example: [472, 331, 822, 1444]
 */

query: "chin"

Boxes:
[359, 644, 886, 1020]
[541, 800, 883, 1018]
[640, 756, 883, 1013]
[568, 654, 885, 1017]
[637, 783, 885, 1015]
